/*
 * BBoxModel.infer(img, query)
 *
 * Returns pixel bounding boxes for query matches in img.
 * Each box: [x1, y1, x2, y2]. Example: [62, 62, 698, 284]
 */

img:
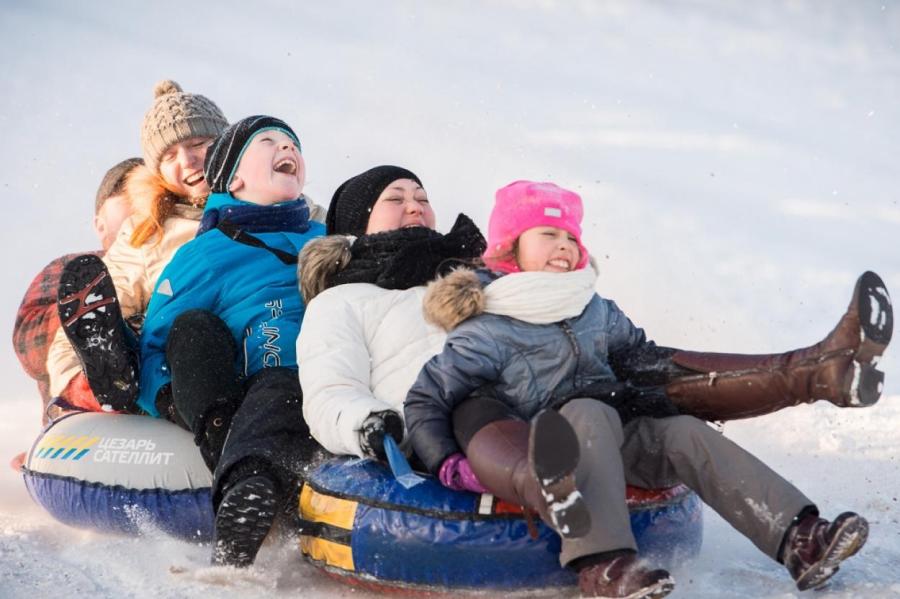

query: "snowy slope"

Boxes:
[1, 1, 898, 597]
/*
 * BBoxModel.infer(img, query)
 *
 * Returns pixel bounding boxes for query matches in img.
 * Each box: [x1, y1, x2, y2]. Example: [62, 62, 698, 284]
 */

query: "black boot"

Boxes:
[212, 459, 280, 568]
[57, 254, 139, 412]
[166, 310, 243, 471]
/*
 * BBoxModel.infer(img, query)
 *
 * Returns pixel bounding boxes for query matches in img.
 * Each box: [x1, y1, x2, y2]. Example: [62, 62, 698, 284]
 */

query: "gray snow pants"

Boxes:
[558, 398, 814, 567]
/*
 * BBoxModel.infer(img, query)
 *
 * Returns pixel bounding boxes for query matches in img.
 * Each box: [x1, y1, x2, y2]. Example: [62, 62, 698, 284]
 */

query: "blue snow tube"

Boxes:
[298, 457, 703, 593]
[23, 412, 703, 593]
[22, 411, 214, 541]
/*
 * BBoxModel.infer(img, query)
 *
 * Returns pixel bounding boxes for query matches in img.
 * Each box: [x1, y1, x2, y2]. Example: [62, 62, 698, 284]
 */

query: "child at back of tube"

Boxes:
[404, 180, 870, 599]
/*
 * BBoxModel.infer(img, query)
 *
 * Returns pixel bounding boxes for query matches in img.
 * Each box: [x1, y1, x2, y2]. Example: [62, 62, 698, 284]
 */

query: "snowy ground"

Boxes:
[3, 395, 899, 598]
[2, 1, 899, 597]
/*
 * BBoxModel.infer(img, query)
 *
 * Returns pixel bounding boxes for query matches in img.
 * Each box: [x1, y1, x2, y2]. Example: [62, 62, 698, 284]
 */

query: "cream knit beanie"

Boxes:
[140, 80, 227, 174]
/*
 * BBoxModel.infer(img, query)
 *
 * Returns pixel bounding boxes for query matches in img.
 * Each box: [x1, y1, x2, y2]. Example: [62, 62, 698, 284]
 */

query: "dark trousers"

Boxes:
[165, 309, 318, 508]
[212, 366, 318, 506]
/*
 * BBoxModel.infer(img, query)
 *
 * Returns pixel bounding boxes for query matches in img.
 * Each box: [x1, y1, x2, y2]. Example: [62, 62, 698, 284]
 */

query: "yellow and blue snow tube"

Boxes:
[23, 412, 703, 593]
[298, 457, 703, 593]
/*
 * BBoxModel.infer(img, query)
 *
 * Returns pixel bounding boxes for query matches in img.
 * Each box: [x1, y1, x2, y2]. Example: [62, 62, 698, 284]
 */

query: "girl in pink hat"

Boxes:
[404, 180, 887, 598]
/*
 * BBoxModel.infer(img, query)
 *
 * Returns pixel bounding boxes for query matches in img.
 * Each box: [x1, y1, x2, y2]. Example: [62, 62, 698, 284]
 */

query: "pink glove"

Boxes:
[438, 453, 489, 494]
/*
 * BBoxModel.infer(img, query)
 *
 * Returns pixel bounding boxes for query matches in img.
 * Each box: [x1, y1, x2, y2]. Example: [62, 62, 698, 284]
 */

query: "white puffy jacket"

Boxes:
[297, 282, 446, 458]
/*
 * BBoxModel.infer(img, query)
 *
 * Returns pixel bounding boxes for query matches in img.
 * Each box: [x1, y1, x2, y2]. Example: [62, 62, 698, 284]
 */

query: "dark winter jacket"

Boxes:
[405, 268, 656, 474]
[137, 193, 325, 415]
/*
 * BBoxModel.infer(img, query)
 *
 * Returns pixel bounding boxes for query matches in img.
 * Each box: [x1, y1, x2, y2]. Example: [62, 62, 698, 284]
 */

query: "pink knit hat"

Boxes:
[483, 180, 590, 273]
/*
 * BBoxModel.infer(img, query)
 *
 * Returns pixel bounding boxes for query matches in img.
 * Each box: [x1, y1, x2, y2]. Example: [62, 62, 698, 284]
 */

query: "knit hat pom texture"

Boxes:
[140, 79, 228, 176]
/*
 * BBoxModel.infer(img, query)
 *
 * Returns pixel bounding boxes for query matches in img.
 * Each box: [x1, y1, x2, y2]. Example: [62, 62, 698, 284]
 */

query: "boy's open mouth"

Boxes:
[274, 158, 298, 175]
[548, 258, 571, 270]
[184, 172, 204, 186]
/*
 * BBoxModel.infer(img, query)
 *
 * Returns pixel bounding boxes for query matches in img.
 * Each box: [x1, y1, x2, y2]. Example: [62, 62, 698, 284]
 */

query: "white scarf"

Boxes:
[484, 265, 598, 324]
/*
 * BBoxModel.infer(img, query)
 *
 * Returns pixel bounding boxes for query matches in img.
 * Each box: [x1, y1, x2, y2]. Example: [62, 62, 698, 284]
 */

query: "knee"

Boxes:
[452, 397, 518, 450]
[171, 309, 224, 335]
[653, 414, 717, 446]
[168, 310, 233, 354]
[560, 398, 623, 438]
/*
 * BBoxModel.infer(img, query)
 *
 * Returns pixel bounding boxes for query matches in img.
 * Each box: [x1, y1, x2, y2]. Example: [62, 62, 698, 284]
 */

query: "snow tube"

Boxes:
[298, 457, 703, 593]
[23, 412, 703, 593]
[22, 412, 214, 541]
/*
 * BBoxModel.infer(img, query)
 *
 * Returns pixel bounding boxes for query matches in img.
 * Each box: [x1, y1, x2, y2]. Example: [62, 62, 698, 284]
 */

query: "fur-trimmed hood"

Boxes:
[423, 268, 486, 332]
[298, 235, 353, 303]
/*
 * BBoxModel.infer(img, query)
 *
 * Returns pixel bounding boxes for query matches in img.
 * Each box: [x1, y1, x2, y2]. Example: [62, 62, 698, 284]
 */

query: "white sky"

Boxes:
[2, 0, 898, 403]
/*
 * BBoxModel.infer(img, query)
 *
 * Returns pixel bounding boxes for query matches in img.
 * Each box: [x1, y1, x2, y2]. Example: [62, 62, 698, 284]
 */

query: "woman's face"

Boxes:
[158, 136, 213, 199]
[365, 178, 436, 234]
[515, 226, 581, 272]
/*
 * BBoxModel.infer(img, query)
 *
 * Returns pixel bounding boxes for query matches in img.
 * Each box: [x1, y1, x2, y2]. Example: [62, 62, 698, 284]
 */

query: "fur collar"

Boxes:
[425, 263, 599, 331]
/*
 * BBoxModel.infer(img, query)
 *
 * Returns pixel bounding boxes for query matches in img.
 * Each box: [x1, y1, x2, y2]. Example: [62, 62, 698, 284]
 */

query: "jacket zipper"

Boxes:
[559, 321, 581, 386]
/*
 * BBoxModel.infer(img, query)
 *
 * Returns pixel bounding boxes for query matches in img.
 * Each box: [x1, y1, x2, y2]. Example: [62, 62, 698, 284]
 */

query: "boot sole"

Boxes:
[846, 271, 893, 406]
[847, 362, 884, 407]
[58, 255, 138, 411]
[212, 475, 278, 567]
[795, 512, 868, 591]
[856, 271, 893, 353]
[529, 409, 591, 538]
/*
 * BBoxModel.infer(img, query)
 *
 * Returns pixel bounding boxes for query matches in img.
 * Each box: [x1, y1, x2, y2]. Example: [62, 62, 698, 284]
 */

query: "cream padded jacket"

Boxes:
[296, 282, 446, 458]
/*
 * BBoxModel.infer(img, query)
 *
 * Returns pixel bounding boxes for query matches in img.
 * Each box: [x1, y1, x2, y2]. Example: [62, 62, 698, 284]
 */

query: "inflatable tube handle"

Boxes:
[383, 437, 424, 489]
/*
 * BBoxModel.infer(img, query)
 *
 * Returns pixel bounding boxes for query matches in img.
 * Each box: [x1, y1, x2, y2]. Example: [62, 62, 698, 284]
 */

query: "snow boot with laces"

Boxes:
[781, 511, 868, 590]
[665, 271, 892, 420]
[576, 553, 674, 599]
[57, 254, 139, 412]
[465, 409, 591, 538]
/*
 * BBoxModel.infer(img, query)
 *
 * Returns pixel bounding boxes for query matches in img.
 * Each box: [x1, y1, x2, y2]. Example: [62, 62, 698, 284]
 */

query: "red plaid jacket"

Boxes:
[13, 251, 102, 411]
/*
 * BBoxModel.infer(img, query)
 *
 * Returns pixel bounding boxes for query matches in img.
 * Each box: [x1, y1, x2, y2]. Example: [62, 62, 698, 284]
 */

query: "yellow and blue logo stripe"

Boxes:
[33, 435, 100, 461]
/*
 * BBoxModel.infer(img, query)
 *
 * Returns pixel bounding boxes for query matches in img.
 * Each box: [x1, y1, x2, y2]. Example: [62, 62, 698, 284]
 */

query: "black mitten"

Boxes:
[358, 410, 405, 460]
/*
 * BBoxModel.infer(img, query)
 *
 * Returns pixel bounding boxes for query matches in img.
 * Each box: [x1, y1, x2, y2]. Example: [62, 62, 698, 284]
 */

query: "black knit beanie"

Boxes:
[326, 165, 423, 236]
[95, 157, 143, 214]
[204, 115, 301, 194]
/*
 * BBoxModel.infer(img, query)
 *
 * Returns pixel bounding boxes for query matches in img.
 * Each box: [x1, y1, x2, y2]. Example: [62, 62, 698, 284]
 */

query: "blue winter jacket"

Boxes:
[405, 286, 650, 473]
[137, 193, 325, 415]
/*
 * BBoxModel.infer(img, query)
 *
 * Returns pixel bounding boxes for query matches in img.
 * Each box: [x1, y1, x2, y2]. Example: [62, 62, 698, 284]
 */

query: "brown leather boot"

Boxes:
[577, 554, 674, 598]
[665, 271, 892, 420]
[781, 511, 868, 590]
[465, 409, 591, 538]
